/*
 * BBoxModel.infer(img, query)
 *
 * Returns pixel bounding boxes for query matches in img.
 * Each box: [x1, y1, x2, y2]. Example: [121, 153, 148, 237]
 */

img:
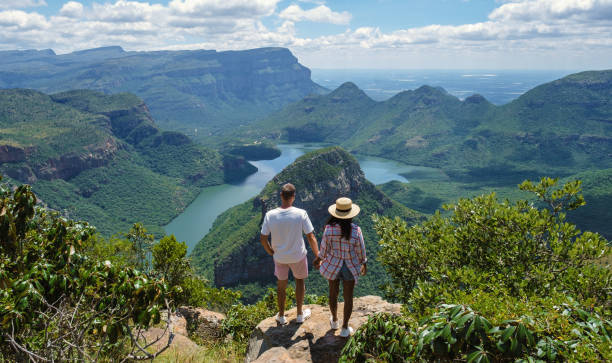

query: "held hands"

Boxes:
[312, 256, 321, 269]
[360, 263, 367, 276]
[266, 247, 274, 256]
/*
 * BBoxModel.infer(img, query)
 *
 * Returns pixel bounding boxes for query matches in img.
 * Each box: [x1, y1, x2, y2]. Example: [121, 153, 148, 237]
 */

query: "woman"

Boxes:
[315, 197, 367, 337]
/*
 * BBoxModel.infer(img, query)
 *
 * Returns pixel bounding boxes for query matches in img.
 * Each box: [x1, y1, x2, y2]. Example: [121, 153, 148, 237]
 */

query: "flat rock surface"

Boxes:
[246, 295, 401, 363]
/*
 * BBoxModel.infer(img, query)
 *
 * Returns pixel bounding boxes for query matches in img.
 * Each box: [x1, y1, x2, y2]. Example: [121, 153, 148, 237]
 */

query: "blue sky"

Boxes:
[0, 0, 611, 69]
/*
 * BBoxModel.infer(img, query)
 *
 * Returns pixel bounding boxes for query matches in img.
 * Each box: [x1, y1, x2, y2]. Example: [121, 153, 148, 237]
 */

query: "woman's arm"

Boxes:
[355, 226, 367, 264]
[356, 226, 367, 275]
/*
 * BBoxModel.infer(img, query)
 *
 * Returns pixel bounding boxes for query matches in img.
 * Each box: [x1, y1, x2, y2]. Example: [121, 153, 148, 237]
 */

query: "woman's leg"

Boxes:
[328, 279, 340, 322]
[342, 280, 356, 329]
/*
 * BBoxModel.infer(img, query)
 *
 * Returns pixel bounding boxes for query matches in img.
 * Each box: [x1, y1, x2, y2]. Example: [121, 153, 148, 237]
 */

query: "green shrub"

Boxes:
[0, 178, 169, 361]
[222, 287, 296, 341]
[375, 177, 610, 311]
[354, 177, 612, 362]
[340, 313, 417, 362]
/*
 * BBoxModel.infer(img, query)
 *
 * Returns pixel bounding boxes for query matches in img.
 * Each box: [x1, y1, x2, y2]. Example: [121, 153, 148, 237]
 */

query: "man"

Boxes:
[260, 183, 319, 325]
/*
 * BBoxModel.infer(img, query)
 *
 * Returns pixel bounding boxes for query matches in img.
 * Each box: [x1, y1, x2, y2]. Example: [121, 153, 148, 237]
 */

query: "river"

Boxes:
[164, 144, 441, 252]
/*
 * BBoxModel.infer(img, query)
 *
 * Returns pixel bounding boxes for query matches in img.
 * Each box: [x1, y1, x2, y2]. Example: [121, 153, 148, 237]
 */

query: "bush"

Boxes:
[222, 287, 296, 341]
[340, 313, 416, 362]
[349, 177, 612, 362]
[0, 178, 171, 361]
[375, 177, 610, 311]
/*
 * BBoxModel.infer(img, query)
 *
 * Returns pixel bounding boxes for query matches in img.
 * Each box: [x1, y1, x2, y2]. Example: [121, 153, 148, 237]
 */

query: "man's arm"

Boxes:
[260, 234, 274, 256]
[306, 232, 320, 267]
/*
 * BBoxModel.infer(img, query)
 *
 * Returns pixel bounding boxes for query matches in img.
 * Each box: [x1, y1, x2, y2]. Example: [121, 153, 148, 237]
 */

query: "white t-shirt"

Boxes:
[261, 206, 314, 264]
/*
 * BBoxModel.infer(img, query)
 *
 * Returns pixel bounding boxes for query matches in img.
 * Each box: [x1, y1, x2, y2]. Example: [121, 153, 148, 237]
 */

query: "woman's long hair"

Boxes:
[326, 216, 352, 241]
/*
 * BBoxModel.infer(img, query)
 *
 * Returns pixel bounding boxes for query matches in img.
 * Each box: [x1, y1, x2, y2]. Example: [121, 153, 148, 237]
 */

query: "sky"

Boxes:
[0, 0, 610, 69]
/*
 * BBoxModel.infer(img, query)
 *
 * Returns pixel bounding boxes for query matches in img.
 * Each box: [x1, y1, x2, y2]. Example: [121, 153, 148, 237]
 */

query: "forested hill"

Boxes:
[249, 70, 612, 176]
[0, 89, 255, 236]
[0, 46, 327, 137]
[191, 146, 424, 301]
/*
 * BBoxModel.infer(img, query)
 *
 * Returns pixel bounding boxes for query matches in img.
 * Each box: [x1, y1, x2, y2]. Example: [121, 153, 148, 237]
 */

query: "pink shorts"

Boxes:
[274, 256, 308, 280]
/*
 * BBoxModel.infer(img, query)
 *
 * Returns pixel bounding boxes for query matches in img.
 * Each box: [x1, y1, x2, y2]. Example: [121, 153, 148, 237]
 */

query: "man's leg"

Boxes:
[277, 279, 288, 317]
[290, 256, 309, 317]
[295, 278, 305, 315]
[342, 280, 355, 329]
[328, 279, 340, 323]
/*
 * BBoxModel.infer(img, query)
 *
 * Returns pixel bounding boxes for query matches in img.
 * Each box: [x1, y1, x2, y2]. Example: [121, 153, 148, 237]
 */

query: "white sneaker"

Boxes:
[275, 314, 287, 325]
[330, 317, 339, 330]
[339, 326, 354, 337]
[296, 308, 311, 323]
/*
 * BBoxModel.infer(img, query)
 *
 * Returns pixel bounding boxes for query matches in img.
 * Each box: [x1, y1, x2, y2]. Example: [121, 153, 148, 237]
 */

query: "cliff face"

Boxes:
[0, 89, 255, 236]
[0, 46, 327, 136]
[191, 147, 423, 296]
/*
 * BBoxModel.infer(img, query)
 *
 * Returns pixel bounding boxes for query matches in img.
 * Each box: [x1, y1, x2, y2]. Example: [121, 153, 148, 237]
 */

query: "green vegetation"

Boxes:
[0, 178, 169, 361]
[0, 89, 254, 236]
[340, 178, 611, 362]
[381, 168, 612, 240]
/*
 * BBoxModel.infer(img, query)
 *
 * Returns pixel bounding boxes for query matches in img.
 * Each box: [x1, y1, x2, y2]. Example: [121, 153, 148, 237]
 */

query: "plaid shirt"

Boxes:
[319, 223, 367, 283]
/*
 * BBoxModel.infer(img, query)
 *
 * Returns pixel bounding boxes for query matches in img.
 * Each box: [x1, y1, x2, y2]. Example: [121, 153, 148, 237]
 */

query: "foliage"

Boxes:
[0, 176, 170, 361]
[376, 177, 610, 310]
[344, 177, 612, 362]
[340, 312, 416, 363]
[128, 223, 155, 272]
[222, 287, 296, 341]
[180, 275, 241, 313]
[152, 235, 190, 288]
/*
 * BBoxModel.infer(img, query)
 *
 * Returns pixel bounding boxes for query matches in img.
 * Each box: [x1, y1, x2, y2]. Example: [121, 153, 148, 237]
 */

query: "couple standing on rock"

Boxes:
[260, 183, 367, 338]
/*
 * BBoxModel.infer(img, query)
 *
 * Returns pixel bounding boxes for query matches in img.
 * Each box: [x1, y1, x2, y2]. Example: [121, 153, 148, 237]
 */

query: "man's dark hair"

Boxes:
[281, 183, 296, 200]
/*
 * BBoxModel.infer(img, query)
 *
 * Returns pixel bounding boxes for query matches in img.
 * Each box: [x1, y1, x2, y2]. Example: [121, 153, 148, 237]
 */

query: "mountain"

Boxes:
[0, 89, 255, 236]
[190, 146, 424, 300]
[249, 70, 612, 177]
[0, 46, 327, 137]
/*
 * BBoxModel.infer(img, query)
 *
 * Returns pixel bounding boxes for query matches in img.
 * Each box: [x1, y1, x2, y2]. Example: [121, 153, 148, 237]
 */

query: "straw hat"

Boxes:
[328, 197, 360, 219]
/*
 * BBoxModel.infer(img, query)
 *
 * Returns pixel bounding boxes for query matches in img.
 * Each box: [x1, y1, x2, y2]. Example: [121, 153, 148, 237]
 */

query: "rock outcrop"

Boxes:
[0, 145, 27, 163]
[177, 306, 226, 341]
[246, 296, 401, 363]
[35, 139, 119, 180]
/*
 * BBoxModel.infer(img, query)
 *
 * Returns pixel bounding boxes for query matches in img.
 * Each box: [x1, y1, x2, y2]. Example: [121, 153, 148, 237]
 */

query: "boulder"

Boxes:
[246, 296, 401, 363]
[178, 306, 226, 341]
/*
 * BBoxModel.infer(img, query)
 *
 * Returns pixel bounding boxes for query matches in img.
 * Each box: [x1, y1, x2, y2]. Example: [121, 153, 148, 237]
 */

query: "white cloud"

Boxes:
[0, 10, 48, 30]
[0, 0, 46, 9]
[279, 4, 351, 25]
[59, 2, 83, 18]
[489, 0, 612, 22]
[169, 0, 280, 17]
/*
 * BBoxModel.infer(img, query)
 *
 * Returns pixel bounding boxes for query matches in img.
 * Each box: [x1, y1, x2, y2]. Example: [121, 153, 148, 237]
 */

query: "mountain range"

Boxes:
[0, 46, 326, 138]
[247, 70, 612, 178]
[0, 89, 254, 236]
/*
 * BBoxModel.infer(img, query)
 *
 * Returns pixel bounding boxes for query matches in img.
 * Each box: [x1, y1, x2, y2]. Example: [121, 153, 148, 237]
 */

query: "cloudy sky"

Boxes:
[0, 0, 611, 69]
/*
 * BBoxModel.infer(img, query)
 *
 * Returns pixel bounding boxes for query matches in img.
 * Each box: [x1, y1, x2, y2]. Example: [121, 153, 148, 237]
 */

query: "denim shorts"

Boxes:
[336, 261, 354, 281]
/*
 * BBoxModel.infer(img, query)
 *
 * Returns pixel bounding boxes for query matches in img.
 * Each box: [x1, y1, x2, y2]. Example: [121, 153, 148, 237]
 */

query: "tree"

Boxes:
[0, 176, 173, 361]
[126, 223, 154, 272]
[152, 235, 190, 289]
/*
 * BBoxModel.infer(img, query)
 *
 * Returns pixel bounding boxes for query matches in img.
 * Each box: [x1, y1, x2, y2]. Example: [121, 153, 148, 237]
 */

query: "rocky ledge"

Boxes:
[246, 296, 401, 363]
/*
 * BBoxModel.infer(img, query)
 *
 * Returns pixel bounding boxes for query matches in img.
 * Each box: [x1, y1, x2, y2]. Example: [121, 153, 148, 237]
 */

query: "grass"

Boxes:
[153, 340, 245, 363]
